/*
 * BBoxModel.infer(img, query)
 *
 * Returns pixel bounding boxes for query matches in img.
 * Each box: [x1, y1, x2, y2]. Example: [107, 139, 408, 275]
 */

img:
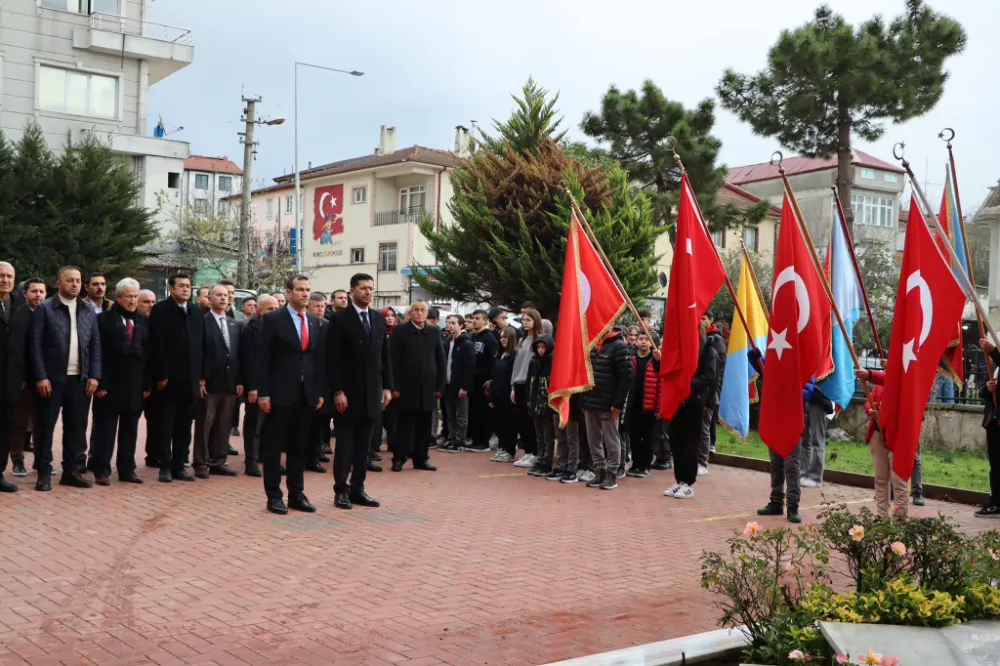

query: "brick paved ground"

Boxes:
[0, 420, 985, 666]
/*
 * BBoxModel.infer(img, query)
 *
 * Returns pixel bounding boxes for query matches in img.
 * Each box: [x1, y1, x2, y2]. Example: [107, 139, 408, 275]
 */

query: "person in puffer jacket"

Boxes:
[582, 327, 633, 490]
[624, 330, 661, 478]
[526, 335, 555, 477]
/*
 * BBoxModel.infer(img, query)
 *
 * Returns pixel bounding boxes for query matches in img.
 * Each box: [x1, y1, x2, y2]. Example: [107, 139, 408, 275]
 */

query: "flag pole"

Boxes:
[665, 137, 761, 355]
[565, 191, 660, 349]
[831, 187, 885, 360]
[894, 142, 1000, 351]
[772, 152, 875, 408]
[940, 128, 994, 402]
[739, 241, 769, 325]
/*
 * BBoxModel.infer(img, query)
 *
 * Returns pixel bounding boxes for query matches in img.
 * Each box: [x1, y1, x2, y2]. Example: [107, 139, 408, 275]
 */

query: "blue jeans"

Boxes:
[934, 373, 955, 404]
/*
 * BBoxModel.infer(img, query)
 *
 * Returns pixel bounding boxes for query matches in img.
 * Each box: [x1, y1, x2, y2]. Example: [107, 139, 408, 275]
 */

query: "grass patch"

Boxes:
[713, 428, 991, 493]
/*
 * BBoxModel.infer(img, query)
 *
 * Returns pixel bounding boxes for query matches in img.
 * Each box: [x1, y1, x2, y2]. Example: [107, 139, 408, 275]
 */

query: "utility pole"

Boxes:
[237, 96, 260, 288]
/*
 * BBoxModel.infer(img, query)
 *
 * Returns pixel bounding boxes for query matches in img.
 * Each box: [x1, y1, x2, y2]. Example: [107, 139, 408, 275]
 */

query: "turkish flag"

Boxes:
[758, 195, 830, 457]
[548, 211, 626, 426]
[658, 174, 726, 419]
[880, 200, 966, 481]
[313, 184, 344, 241]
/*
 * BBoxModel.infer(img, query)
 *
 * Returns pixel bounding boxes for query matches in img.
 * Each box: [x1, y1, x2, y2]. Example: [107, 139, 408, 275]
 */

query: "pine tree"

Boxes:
[581, 80, 770, 231]
[480, 78, 567, 158]
[7, 124, 56, 278]
[717, 0, 965, 232]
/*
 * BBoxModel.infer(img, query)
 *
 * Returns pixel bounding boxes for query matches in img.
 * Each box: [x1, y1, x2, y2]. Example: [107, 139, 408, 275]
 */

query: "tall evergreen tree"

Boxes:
[581, 80, 769, 231]
[7, 124, 55, 277]
[717, 0, 965, 232]
[480, 77, 567, 158]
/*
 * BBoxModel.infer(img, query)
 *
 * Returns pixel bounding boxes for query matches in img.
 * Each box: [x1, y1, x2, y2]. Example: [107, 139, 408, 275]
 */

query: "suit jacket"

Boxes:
[30, 297, 101, 384]
[239, 315, 262, 394]
[201, 311, 242, 395]
[981, 349, 1000, 427]
[95, 308, 149, 413]
[390, 322, 445, 412]
[327, 306, 393, 420]
[0, 300, 32, 403]
[148, 298, 204, 398]
[256, 307, 326, 408]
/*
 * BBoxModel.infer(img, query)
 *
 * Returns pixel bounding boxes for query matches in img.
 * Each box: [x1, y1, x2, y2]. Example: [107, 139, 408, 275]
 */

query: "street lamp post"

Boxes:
[294, 62, 363, 272]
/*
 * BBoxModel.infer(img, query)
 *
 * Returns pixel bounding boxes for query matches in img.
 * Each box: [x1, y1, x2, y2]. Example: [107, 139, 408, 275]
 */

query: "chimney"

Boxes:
[454, 125, 471, 157]
[378, 125, 397, 155]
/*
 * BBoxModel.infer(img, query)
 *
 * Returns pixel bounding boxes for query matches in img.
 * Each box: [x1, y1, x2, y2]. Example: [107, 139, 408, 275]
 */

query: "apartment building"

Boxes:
[182, 155, 242, 216]
[0, 0, 194, 235]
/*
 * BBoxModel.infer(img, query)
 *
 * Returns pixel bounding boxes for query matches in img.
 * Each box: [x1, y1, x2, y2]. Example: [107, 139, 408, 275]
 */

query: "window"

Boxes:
[379, 243, 398, 272]
[38, 65, 118, 119]
[860, 168, 876, 179]
[266, 198, 274, 218]
[351, 247, 365, 264]
[399, 185, 426, 213]
[217, 200, 227, 215]
[743, 226, 759, 252]
[194, 174, 209, 189]
[884, 172, 900, 183]
[711, 229, 725, 248]
[235, 204, 243, 220]
[851, 193, 895, 228]
[42, 0, 118, 14]
[353, 187, 367, 204]
[285, 195, 293, 213]
[167, 172, 180, 189]
[194, 198, 208, 213]
[218, 176, 232, 192]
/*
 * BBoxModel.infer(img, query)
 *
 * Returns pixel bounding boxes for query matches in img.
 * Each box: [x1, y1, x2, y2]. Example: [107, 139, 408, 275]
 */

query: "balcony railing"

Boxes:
[374, 206, 424, 227]
[90, 12, 193, 45]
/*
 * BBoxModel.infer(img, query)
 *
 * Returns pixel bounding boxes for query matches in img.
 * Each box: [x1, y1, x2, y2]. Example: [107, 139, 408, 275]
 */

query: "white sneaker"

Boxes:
[697, 465, 708, 477]
[490, 450, 514, 463]
[513, 454, 537, 468]
[579, 470, 596, 483]
[800, 477, 821, 488]
[489, 435, 499, 450]
[675, 483, 696, 500]
[663, 483, 683, 497]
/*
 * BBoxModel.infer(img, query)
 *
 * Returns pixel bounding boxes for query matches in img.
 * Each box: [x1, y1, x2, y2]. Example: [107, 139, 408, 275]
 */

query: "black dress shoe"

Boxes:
[334, 492, 353, 510]
[245, 463, 262, 477]
[158, 469, 172, 483]
[24, 441, 33, 453]
[209, 466, 238, 477]
[145, 459, 162, 469]
[267, 498, 288, 515]
[228, 446, 239, 456]
[35, 474, 51, 491]
[94, 476, 111, 486]
[367, 462, 383, 473]
[173, 469, 196, 482]
[59, 471, 93, 489]
[288, 494, 316, 513]
[322, 443, 333, 455]
[414, 462, 437, 472]
[0, 476, 17, 493]
[120, 473, 144, 484]
[194, 468, 210, 479]
[305, 462, 327, 473]
[351, 490, 380, 508]
[391, 460, 404, 472]
[318, 453, 330, 463]
[371, 452, 383, 462]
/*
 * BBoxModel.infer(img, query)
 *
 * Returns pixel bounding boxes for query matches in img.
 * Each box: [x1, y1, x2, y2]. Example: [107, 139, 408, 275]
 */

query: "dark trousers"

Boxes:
[669, 402, 701, 485]
[469, 376, 492, 447]
[262, 389, 312, 502]
[512, 383, 536, 454]
[194, 393, 237, 471]
[9, 386, 34, 468]
[630, 412, 658, 471]
[769, 444, 801, 506]
[394, 409, 432, 465]
[34, 377, 88, 476]
[148, 388, 195, 473]
[0, 401, 14, 475]
[307, 411, 329, 465]
[493, 396, 517, 456]
[232, 400, 240, 430]
[710, 405, 719, 447]
[334, 416, 375, 496]
[89, 406, 140, 478]
[142, 402, 158, 467]
[988, 421, 1000, 505]
[243, 401, 260, 464]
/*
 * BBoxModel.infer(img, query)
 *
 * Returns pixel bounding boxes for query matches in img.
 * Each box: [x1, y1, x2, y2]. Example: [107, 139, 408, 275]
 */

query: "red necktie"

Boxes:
[125, 318, 134, 341]
[298, 312, 308, 351]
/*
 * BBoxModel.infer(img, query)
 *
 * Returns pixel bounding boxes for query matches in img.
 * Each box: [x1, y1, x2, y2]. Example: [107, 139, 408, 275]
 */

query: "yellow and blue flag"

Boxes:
[718, 256, 769, 439]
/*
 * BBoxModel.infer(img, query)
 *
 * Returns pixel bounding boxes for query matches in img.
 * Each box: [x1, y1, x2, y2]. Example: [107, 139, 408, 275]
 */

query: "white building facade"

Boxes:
[181, 155, 242, 218]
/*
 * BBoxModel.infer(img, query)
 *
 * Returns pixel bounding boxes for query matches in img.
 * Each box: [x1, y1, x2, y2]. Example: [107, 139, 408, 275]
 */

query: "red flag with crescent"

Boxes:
[758, 194, 830, 457]
[548, 211, 626, 426]
[313, 184, 344, 241]
[880, 199, 965, 481]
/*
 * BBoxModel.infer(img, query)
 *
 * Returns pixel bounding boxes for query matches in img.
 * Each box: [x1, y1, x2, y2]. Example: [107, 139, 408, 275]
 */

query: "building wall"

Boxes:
[182, 169, 242, 214]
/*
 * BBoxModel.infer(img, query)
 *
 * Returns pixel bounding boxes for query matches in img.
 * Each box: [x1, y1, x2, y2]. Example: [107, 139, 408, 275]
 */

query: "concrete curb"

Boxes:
[541, 627, 748, 665]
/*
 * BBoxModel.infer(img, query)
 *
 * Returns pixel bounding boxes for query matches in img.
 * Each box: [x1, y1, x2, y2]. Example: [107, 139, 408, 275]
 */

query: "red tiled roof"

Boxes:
[725, 149, 904, 185]
[184, 155, 243, 175]
[273, 145, 458, 185]
[719, 183, 782, 216]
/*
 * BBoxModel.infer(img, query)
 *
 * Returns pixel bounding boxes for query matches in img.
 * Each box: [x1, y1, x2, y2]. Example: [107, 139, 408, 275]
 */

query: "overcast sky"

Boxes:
[148, 0, 998, 212]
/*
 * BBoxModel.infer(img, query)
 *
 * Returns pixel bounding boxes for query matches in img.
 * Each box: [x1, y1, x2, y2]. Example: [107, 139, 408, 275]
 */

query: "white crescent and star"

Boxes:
[902, 270, 933, 372]
[578, 270, 592, 312]
[319, 192, 338, 218]
[767, 266, 811, 360]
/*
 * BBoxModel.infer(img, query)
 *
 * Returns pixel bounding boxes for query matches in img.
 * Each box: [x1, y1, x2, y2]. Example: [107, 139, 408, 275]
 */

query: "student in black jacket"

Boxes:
[489, 327, 518, 461]
[467, 310, 497, 451]
[581, 327, 633, 491]
[443, 315, 475, 452]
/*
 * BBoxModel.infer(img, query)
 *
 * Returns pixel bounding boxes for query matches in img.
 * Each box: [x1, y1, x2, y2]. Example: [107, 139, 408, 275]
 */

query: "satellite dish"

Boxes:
[658, 272, 668, 287]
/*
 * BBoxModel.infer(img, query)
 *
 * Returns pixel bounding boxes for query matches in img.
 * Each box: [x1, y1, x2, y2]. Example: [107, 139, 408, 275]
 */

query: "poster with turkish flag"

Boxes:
[658, 173, 726, 419]
[880, 200, 966, 481]
[548, 211, 626, 427]
[758, 194, 830, 458]
[313, 184, 344, 242]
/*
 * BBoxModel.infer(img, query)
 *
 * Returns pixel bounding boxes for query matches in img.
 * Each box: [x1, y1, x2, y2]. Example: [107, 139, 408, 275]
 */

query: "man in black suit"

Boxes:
[306, 292, 331, 473]
[0, 262, 31, 492]
[148, 272, 204, 483]
[327, 273, 393, 510]
[390, 301, 445, 472]
[9, 277, 46, 479]
[193, 284, 243, 479]
[256, 275, 326, 515]
[241, 294, 278, 478]
[89, 278, 149, 485]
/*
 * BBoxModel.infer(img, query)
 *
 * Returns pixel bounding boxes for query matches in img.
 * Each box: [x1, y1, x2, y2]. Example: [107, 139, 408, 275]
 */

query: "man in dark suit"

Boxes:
[389, 301, 445, 472]
[89, 278, 149, 485]
[30, 265, 101, 491]
[327, 273, 393, 510]
[193, 284, 243, 478]
[306, 292, 331, 473]
[0, 262, 31, 492]
[148, 272, 204, 483]
[9, 277, 46, 479]
[241, 294, 278, 477]
[256, 275, 326, 515]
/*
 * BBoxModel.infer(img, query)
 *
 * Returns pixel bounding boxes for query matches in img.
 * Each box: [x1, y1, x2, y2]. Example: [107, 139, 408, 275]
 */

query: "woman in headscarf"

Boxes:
[368, 306, 399, 470]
